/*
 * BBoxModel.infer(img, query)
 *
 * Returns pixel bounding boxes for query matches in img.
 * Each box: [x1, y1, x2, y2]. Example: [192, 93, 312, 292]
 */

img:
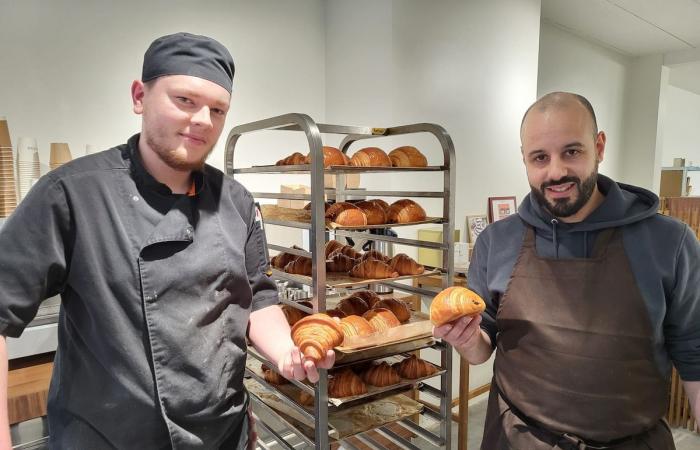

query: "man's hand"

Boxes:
[278, 347, 335, 384]
[432, 314, 493, 365]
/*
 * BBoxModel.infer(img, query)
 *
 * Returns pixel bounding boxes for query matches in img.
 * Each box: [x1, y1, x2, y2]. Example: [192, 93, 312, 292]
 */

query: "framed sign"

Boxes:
[488, 196, 517, 222]
[466, 214, 489, 243]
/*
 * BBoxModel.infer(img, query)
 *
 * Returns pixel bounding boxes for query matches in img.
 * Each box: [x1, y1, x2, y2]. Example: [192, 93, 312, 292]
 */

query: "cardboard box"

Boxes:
[417, 228, 460, 269]
[278, 184, 310, 209]
[324, 173, 361, 189]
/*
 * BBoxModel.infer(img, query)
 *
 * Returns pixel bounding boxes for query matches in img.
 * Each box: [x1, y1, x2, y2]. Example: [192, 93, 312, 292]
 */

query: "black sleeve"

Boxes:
[244, 198, 279, 312]
[0, 175, 73, 337]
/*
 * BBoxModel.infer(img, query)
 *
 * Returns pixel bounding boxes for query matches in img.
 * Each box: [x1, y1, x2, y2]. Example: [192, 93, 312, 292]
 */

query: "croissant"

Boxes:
[328, 244, 362, 260]
[388, 253, 425, 275]
[271, 252, 297, 270]
[336, 296, 370, 316]
[306, 146, 348, 167]
[352, 290, 381, 308]
[291, 314, 344, 363]
[326, 253, 356, 272]
[361, 361, 401, 387]
[326, 308, 347, 319]
[338, 315, 375, 338]
[350, 147, 392, 167]
[360, 250, 390, 263]
[329, 368, 368, 397]
[325, 202, 367, 227]
[284, 256, 312, 276]
[387, 199, 427, 223]
[373, 298, 411, 323]
[430, 286, 486, 326]
[388, 146, 428, 167]
[281, 300, 313, 326]
[363, 308, 401, 332]
[349, 259, 399, 279]
[355, 200, 388, 225]
[394, 355, 439, 379]
[276, 152, 307, 166]
[261, 364, 289, 385]
[325, 240, 346, 258]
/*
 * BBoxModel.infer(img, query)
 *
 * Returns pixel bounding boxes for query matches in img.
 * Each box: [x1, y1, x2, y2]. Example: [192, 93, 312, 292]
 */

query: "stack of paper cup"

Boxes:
[16, 137, 41, 200]
[49, 142, 72, 170]
[0, 117, 18, 217]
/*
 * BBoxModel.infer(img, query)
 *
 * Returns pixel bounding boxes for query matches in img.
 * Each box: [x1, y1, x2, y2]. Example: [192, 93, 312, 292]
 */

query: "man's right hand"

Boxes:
[433, 315, 493, 364]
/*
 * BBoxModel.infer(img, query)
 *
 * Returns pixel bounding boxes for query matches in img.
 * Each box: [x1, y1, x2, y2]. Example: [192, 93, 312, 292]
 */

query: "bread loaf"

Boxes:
[387, 199, 427, 223]
[368, 199, 390, 215]
[350, 147, 392, 167]
[291, 314, 344, 362]
[355, 200, 387, 225]
[363, 308, 401, 332]
[388, 253, 424, 275]
[349, 259, 399, 279]
[325, 202, 367, 227]
[373, 298, 411, 323]
[305, 146, 348, 168]
[276, 152, 307, 166]
[430, 286, 486, 326]
[388, 146, 427, 167]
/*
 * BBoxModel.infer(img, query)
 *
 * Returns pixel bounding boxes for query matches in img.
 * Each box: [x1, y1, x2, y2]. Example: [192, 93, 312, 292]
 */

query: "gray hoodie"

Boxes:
[469, 174, 700, 381]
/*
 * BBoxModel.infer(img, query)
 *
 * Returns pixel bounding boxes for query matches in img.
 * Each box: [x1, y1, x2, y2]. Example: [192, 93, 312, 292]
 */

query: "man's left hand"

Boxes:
[278, 347, 335, 383]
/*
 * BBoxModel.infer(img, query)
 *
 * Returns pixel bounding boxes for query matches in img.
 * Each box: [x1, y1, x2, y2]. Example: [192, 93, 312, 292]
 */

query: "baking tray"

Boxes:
[271, 267, 441, 289]
[261, 204, 444, 229]
[244, 377, 424, 440]
[246, 353, 442, 408]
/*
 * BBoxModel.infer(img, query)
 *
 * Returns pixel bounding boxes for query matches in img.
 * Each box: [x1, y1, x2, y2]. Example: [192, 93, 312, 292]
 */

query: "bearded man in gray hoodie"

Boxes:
[435, 92, 700, 449]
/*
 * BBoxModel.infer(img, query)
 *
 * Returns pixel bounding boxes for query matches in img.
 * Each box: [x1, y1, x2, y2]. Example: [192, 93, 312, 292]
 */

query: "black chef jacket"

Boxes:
[0, 134, 278, 449]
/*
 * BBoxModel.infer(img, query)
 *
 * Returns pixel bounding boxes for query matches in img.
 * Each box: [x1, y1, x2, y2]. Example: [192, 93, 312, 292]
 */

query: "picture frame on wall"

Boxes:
[488, 196, 517, 222]
[466, 214, 489, 243]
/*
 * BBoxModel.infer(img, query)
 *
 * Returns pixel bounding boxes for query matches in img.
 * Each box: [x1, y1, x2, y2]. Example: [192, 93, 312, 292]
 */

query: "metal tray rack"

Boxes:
[224, 113, 456, 449]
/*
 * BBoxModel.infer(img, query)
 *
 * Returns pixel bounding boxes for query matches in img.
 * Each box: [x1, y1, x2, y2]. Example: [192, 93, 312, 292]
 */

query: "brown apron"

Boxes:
[481, 227, 674, 450]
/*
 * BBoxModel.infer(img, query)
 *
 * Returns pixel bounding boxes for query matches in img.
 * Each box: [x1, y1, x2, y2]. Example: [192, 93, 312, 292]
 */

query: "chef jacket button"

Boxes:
[132, 195, 139, 202]
[185, 227, 193, 236]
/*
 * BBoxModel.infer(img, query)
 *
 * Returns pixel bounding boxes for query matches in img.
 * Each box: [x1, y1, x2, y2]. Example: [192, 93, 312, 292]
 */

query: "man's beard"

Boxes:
[146, 133, 213, 171]
[531, 167, 598, 218]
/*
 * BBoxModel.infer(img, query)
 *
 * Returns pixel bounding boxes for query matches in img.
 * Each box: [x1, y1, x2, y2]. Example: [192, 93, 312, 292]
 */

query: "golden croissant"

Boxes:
[339, 315, 374, 338]
[281, 300, 312, 326]
[329, 244, 363, 260]
[373, 298, 411, 323]
[430, 286, 486, 326]
[336, 296, 370, 316]
[271, 252, 297, 270]
[329, 368, 368, 397]
[389, 253, 424, 275]
[388, 146, 427, 167]
[326, 253, 356, 273]
[349, 147, 392, 167]
[325, 240, 346, 258]
[360, 250, 390, 263]
[387, 199, 427, 223]
[363, 308, 401, 332]
[284, 256, 312, 276]
[349, 259, 399, 279]
[276, 152, 307, 166]
[394, 355, 439, 379]
[261, 364, 289, 385]
[305, 146, 348, 167]
[299, 389, 315, 406]
[326, 308, 347, 319]
[361, 361, 401, 387]
[291, 314, 344, 363]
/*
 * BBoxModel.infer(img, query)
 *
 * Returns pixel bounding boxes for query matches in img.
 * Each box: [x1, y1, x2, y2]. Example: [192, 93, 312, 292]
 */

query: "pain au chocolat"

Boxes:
[430, 286, 486, 326]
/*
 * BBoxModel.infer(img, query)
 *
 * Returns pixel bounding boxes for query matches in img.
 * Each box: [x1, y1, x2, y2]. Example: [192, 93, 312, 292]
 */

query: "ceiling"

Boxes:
[541, 0, 700, 94]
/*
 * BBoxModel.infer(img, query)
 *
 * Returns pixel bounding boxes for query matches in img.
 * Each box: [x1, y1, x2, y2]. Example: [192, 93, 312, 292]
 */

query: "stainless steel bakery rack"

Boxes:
[224, 113, 457, 449]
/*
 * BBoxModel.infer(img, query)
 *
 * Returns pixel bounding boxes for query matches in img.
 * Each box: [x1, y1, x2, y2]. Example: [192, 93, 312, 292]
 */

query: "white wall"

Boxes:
[0, 0, 326, 186]
[326, 0, 542, 393]
[661, 85, 700, 167]
[537, 22, 631, 181]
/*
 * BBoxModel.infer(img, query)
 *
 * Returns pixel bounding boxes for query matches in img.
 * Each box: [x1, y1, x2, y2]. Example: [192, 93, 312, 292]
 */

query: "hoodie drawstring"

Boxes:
[550, 219, 559, 259]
